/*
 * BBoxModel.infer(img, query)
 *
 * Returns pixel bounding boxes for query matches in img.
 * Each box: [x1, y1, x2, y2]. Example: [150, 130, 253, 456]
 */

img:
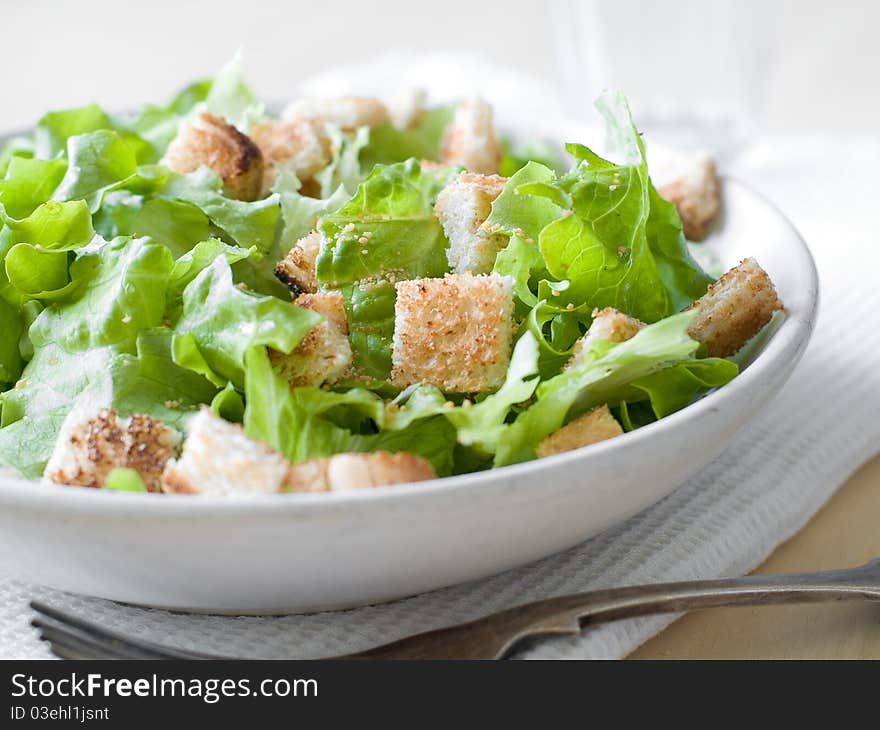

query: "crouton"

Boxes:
[655, 155, 721, 241]
[287, 451, 436, 492]
[387, 88, 427, 130]
[686, 258, 783, 357]
[434, 172, 509, 274]
[275, 230, 323, 295]
[391, 273, 514, 393]
[251, 116, 331, 195]
[161, 112, 264, 201]
[270, 291, 352, 388]
[161, 408, 291, 496]
[440, 98, 503, 175]
[567, 308, 645, 370]
[44, 407, 180, 493]
[282, 97, 389, 131]
[535, 405, 624, 458]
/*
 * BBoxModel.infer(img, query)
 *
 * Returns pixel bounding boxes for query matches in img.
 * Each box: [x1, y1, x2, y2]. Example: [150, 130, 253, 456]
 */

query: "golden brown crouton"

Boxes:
[686, 258, 783, 357]
[287, 451, 436, 492]
[282, 97, 389, 131]
[567, 308, 645, 370]
[535, 405, 624, 458]
[275, 230, 323, 295]
[270, 291, 352, 388]
[387, 88, 427, 130]
[391, 273, 514, 393]
[656, 156, 721, 241]
[161, 112, 264, 201]
[251, 117, 331, 195]
[44, 407, 180, 492]
[440, 98, 503, 175]
[434, 172, 509, 274]
[161, 408, 291, 496]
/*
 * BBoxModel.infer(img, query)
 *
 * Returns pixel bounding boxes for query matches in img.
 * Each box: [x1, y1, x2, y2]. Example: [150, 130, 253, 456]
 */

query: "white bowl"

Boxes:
[0, 177, 818, 613]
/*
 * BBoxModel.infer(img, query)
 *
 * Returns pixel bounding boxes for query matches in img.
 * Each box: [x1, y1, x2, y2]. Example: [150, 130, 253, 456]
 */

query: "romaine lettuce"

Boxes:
[173, 256, 320, 389]
[494, 311, 736, 466]
[359, 106, 453, 169]
[316, 159, 452, 379]
[242, 346, 457, 475]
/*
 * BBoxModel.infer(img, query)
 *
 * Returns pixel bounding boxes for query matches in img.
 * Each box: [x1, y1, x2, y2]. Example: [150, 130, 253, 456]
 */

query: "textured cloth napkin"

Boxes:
[1, 56, 878, 658]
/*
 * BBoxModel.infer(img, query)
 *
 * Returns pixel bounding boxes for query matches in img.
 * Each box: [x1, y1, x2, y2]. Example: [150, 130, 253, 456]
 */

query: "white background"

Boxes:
[2, 0, 878, 133]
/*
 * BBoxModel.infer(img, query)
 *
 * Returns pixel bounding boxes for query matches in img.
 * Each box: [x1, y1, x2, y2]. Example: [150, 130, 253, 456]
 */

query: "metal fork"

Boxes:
[30, 559, 880, 659]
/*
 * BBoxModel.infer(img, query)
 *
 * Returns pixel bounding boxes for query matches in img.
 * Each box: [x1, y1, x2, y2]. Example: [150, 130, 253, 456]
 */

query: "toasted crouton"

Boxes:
[161, 408, 291, 495]
[387, 88, 427, 130]
[275, 231, 323, 295]
[251, 117, 331, 195]
[536, 405, 624, 458]
[686, 258, 783, 357]
[655, 155, 721, 241]
[440, 98, 503, 175]
[391, 273, 514, 393]
[435, 172, 509, 274]
[44, 407, 180, 492]
[567, 308, 645, 370]
[270, 291, 352, 388]
[282, 97, 389, 131]
[162, 112, 264, 201]
[287, 451, 436, 492]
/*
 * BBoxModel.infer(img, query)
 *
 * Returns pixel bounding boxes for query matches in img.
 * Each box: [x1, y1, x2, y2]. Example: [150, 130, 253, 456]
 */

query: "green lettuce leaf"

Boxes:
[158, 167, 280, 251]
[53, 130, 139, 211]
[0, 237, 214, 476]
[383, 332, 542, 457]
[0, 298, 22, 386]
[167, 79, 213, 116]
[34, 237, 172, 352]
[494, 310, 730, 465]
[129, 198, 211, 256]
[4, 245, 73, 300]
[315, 125, 370, 198]
[498, 137, 566, 177]
[211, 382, 245, 423]
[621, 357, 738, 424]
[0, 136, 35, 178]
[350, 416, 457, 477]
[204, 54, 264, 132]
[316, 159, 451, 379]
[646, 183, 713, 311]
[359, 106, 453, 169]
[104, 468, 148, 492]
[488, 93, 711, 323]
[486, 161, 563, 242]
[173, 256, 320, 388]
[242, 347, 456, 475]
[0, 157, 67, 219]
[33, 104, 115, 159]
[1, 199, 94, 251]
[492, 235, 543, 311]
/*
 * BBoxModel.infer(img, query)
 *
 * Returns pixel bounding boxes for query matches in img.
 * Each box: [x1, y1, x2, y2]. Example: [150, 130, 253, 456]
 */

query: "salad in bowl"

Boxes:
[0, 61, 782, 497]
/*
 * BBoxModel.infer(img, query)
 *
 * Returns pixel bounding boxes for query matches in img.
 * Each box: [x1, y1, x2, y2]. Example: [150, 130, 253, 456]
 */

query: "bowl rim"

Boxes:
[0, 175, 819, 516]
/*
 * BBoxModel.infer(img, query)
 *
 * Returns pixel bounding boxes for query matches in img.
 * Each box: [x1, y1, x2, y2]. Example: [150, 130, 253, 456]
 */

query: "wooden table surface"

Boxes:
[629, 453, 880, 659]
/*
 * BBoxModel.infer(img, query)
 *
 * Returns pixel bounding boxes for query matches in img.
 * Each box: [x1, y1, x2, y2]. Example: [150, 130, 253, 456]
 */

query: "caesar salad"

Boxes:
[0, 60, 782, 495]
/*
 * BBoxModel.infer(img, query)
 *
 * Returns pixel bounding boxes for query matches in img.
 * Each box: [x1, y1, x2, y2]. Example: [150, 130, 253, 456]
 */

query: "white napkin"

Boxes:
[1, 58, 878, 659]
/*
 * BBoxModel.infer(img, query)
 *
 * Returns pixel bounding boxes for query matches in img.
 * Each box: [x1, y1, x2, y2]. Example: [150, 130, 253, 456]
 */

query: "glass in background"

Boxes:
[552, 0, 779, 163]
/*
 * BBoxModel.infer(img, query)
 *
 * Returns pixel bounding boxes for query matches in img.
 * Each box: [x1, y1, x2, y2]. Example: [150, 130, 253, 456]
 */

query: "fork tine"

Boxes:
[29, 601, 222, 660]
[32, 617, 173, 660]
[32, 619, 139, 660]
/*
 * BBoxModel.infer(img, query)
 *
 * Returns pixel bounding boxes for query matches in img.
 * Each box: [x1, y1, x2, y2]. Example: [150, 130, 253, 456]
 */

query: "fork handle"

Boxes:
[351, 560, 880, 659]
